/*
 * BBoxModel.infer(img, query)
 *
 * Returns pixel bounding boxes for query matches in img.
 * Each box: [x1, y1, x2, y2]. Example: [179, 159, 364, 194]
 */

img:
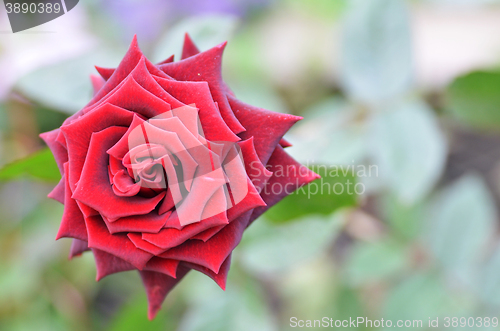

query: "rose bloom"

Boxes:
[41, 34, 319, 319]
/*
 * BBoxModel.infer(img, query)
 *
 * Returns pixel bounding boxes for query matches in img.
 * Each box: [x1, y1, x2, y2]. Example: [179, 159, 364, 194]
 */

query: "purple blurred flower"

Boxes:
[101, 0, 272, 43]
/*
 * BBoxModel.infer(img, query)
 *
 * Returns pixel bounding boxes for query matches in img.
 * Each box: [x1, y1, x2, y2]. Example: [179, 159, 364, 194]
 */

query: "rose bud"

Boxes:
[40, 34, 319, 319]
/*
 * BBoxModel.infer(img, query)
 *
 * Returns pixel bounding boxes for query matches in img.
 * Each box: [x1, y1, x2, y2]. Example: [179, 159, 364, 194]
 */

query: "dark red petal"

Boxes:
[103, 211, 171, 235]
[142, 211, 228, 250]
[86, 215, 153, 269]
[92, 248, 136, 281]
[90, 74, 105, 96]
[226, 178, 266, 221]
[73, 127, 165, 220]
[107, 114, 145, 161]
[181, 33, 200, 59]
[128, 232, 166, 255]
[181, 253, 231, 290]
[69, 239, 89, 259]
[238, 137, 273, 191]
[56, 163, 87, 241]
[229, 95, 302, 165]
[144, 257, 179, 278]
[40, 128, 67, 174]
[61, 103, 134, 189]
[156, 54, 174, 65]
[139, 266, 190, 320]
[96, 76, 172, 118]
[249, 146, 320, 225]
[48, 177, 65, 204]
[153, 77, 239, 142]
[159, 210, 252, 273]
[279, 138, 292, 148]
[158, 42, 245, 134]
[95, 66, 115, 80]
[163, 206, 229, 230]
[86, 36, 143, 107]
[190, 225, 225, 242]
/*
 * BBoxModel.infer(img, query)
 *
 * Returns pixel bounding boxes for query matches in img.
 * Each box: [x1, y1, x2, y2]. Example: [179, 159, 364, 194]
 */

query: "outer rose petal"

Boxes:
[181, 33, 200, 60]
[159, 210, 252, 273]
[69, 239, 89, 259]
[86, 215, 153, 270]
[140, 266, 190, 320]
[181, 253, 232, 290]
[229, 95, 302, 165]
[56, 163, 87, 241]
[92, 248, 136, 281]
[249, 146, 320, 225]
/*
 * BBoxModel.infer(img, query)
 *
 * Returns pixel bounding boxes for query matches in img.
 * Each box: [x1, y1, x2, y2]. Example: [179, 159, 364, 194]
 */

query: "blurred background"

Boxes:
[2, 0, 500, 330]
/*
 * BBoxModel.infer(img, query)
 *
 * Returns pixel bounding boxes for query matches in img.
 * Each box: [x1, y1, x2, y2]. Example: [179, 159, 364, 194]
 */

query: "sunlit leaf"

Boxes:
[265, 165, 358, 223]
[446, 71, 500, 131]
[0, 148, 60, 182]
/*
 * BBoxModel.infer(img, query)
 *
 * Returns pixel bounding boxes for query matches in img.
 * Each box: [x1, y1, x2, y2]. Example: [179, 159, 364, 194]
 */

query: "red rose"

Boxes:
[41, 34, 319, 319]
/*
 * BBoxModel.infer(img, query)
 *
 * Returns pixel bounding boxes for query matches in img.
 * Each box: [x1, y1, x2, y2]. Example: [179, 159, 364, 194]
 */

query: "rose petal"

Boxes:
[229, 95, 302, 165]
[159, 210, 252, 273]
[92, 248, 136, 281]
[103, 211, 171, 235]
[181, 33, 200, 60]
[181, 253, 231, 290]
[48, 177, 65, 204]
[156, 54, 174, 65]
[153, 77, 240, 143]
[142, 210, 228, 250]
[140, 266, 190, 320]
[95, 66, 115, 80]
[158, 42, 245, 135]
[56, 163, 87, 241]
[90, 74, 105, 96]
[86, 215, 153, 269]
[40, 128, 67, 174]
[238, 137, 273, 191]
[144, 257, 179, 278]
[61, 103, 134, 190]
[73, 126, 165, 220]
[69, 239, 89, 259]
[249, 146, 320, 225]
[128, 232, 166, 255]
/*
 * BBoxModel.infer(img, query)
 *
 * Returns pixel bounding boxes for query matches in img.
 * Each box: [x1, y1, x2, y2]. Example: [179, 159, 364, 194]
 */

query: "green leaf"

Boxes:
[153, 14, 239, 63]
[265, 165, 358, 223]
[426, 174, 497, 277]
[0, 148, 60, 182]
[446, 71, 500, 131]
[344, 240, 409, 286]
[239, 212, 344, 275]
[341, 0, 413, 102]
[370, 101, 447, 204]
